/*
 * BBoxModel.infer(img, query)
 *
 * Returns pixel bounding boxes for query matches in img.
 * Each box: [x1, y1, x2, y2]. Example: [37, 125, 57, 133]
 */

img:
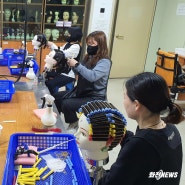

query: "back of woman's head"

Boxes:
[125, 72, 183, 124]
[68, 26, 83, 42]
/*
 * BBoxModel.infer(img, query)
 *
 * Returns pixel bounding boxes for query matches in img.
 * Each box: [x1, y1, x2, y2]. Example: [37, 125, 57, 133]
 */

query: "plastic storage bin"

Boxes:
[0, 48, 25, 66]
[0, 80, 15, 102]
[8, 59, 39, 75]
[3, 48, 25, 56]
[8, 54, 25, 66]
[2, 133, 92, 185]
[0, 54, 9, 66]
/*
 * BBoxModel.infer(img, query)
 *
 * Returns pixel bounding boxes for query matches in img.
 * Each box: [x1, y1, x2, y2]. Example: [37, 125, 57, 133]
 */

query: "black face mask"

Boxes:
[87, 45, 98, 55]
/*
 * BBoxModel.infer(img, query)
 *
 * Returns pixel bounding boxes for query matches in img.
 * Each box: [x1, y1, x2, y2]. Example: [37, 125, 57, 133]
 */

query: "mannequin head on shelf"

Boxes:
[10, 8, 17, 22]
[46, 11, 53, 23]
[64, 26, 83, 43]
[4, 9, 11, 21]
[44, 28, 52, 40]
[51, 29, 60, 41]
[61, 0, 68, 4]
[72, 11, 79, 24]
[63, 11, 70, 21]
[44, 49, 66, 71]
[54, 11, 60, 23]
[32, 34, 47, 50]
[46, 16, 52, 23]
[73, 0, 80, 5]
[75, 101, 127, 161]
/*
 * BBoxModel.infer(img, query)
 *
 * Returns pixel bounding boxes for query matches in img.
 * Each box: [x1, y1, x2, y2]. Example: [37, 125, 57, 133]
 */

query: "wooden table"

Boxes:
[0, 91, 42, 184]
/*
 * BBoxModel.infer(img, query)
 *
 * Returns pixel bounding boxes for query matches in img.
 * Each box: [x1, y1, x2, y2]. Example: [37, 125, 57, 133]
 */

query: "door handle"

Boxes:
[115, 34, 124, 40]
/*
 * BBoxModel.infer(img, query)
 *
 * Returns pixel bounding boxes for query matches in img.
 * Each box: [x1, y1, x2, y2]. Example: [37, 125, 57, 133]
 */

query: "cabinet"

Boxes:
[0, 0, 88, 71]
[2, 0, 43, 41]
[0, 0, 44, 59]
[44, 0, 86, 42]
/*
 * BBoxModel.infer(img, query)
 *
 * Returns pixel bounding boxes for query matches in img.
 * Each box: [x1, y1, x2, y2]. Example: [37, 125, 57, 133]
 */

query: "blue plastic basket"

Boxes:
[8, 59, 39, 75]
[0, 80, 15, 102]
[0, 54, 9, 66]
[0, 48, 25, 66]
[2, 133, 92, 185]
[3, 48, 25, 56]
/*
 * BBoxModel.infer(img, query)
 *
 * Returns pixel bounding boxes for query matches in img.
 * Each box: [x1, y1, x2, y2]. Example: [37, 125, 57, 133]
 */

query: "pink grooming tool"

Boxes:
[14, 146, 38, 165]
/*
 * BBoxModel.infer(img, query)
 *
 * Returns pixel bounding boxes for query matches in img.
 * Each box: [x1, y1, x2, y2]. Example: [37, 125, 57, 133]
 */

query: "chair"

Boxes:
[154, 48, 185, 101]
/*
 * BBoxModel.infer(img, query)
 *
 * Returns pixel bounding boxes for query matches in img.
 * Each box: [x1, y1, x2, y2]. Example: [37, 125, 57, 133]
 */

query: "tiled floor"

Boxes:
[105, 78, 185, 185]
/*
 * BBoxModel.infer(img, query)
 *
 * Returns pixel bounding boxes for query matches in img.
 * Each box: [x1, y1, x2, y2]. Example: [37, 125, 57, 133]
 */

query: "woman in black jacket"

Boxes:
[98, 72, 183, 185]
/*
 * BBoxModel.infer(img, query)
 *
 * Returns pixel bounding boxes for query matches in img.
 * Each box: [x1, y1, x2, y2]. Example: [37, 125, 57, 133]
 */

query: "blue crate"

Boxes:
[0, 80, 15, 102]
[8, 54, 25, 67]
[3, 48, 25, 56]
[2, 133, 92, 185]
[2, 48, 26, 66]
[0, 54, 9, 66]
[8, 59, 39, 75]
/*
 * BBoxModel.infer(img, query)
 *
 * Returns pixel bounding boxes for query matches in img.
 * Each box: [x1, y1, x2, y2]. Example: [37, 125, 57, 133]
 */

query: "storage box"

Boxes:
[3, 48, 25, 56]
[0, 80, 15, 102]
[0, 54, 9, 66]
[2, 133, 92, 185]
[8, 54, 25, 66]
[0, 48, 25, 66]
[8, 59, 39, 75]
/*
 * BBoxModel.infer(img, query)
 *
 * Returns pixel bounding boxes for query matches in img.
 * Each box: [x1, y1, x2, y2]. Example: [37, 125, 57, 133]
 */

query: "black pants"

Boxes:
[45, 74, 75, 96]
[54, 91, 105, 124]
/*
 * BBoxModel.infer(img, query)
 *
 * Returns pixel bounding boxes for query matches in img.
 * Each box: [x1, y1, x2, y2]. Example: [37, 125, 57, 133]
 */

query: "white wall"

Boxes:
[87, 0, 185, 73]
[87, 0, 117, 48]
[145, 0, 185, 72]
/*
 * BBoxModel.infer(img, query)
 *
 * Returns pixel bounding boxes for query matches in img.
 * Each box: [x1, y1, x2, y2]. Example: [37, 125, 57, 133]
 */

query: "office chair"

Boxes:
[154, 48, 185, 101]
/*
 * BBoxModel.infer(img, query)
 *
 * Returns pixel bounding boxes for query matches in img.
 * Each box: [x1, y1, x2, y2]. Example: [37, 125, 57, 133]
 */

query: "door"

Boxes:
[110, 0, 156, 78]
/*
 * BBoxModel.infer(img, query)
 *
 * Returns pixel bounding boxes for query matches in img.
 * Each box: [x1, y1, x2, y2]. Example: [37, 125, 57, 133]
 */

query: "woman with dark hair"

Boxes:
[45, 26, 83, 95]
[54, 31, 111, 133]
[98, 72, 183, 185]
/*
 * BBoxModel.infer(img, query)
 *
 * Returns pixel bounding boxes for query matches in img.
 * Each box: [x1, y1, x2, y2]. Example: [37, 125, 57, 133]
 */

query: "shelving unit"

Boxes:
[0, 0, 88, 71]
[44, 0, 86, 42]
[2, 1, 43, 41]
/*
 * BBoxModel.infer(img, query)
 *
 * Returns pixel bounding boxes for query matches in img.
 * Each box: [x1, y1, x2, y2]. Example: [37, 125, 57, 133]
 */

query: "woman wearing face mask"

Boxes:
[54, 31, 112, 134]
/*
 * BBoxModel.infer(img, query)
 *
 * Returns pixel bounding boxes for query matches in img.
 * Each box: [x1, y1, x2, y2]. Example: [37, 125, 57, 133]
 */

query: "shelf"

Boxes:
[3, 22, 41, 24]
[0, 0, 88, 70]
[3, 3, 42, 5]
[46, 4, 85, 7]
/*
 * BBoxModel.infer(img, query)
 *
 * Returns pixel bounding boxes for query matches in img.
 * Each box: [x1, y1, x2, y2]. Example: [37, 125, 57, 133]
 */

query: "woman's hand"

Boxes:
[67, 58, 78, 67]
